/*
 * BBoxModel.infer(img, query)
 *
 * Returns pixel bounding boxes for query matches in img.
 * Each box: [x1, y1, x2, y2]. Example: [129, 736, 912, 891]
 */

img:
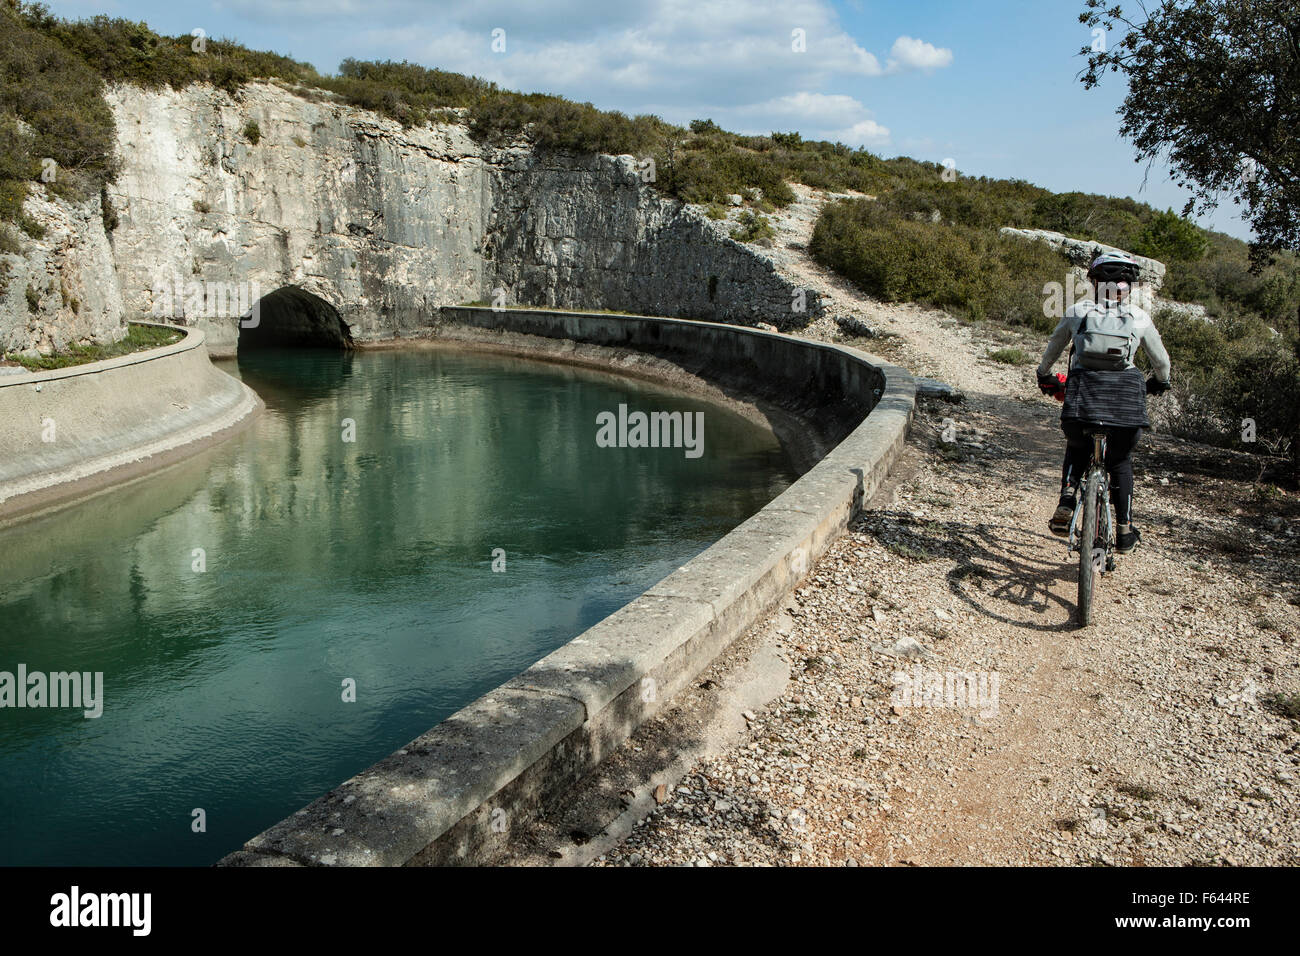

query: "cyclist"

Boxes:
[1036, 252, 1172, 555]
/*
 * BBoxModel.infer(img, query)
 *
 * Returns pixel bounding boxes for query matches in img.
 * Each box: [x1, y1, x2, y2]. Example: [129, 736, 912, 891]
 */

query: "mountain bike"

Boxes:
[1067, 428, 1116, 627]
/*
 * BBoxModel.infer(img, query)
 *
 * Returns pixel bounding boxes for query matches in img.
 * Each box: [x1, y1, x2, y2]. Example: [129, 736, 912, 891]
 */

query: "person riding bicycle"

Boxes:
[1036, 252, 1171, 555]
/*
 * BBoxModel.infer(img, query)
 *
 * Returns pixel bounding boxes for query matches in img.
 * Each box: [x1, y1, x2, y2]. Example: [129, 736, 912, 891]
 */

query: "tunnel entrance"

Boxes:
[239, 286, 353, 350]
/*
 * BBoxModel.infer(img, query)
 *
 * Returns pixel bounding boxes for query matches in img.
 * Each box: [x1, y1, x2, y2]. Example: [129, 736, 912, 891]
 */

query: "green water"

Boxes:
[0, 347, 795, 865]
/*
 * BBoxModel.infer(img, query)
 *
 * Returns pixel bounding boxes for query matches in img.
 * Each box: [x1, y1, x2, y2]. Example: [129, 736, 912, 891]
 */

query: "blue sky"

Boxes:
[46, 0, 1253, 240]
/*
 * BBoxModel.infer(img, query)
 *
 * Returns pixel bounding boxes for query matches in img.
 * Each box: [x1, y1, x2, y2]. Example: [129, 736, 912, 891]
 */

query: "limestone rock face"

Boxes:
[488, 150, 819, 328]
[998, 227, 1166, 286]
[3, 81, 819, 356]
[0, 188, 125, 355]
[105, 83, 492, 354]
[999, 226, 1166, 313]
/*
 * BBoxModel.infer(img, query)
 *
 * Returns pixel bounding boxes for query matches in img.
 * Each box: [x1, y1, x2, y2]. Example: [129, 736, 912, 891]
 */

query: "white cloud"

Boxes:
[885, 35, 954, 73]
[741, 93, 870, 126]
[723, 92, 890, 147]
[222, 0, 945, 146]
[837, 119, 891, 147]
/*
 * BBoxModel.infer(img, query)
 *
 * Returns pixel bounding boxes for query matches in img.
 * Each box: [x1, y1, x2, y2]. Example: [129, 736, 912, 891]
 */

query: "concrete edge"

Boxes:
[0, 322, 262, 524]
[219, 307, 915, 867]
[0, 321, 203, 388]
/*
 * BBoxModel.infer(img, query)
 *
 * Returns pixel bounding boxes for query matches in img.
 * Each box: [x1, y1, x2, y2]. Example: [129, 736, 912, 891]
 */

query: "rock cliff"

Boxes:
[2, 81, 818, 356]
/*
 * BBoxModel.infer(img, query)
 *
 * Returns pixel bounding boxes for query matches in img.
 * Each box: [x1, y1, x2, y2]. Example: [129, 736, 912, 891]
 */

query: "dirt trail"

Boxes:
[571, 187, 1300, 866]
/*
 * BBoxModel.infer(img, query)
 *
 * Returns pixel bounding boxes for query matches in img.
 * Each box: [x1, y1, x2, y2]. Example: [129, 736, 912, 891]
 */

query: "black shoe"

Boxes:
[1116, 527, 1141, 554]
[1049, 494, 1075, 537]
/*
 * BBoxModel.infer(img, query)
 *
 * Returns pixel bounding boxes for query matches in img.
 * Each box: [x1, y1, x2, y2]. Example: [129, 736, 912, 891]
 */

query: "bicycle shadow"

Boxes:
[860, 510, 1079, 632]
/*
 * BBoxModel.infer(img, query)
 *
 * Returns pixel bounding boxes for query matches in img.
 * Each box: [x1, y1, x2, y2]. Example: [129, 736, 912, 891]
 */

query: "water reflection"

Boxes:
[0, 347, 794, 864]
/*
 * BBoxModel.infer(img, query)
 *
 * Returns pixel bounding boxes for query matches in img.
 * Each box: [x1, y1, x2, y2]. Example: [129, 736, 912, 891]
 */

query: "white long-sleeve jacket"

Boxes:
[1037, 299, 1172, 382]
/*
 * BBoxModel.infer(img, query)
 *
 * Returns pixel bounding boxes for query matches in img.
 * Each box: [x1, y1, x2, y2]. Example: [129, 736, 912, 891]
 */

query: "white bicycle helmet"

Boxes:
[1087, 252, 1141, 284]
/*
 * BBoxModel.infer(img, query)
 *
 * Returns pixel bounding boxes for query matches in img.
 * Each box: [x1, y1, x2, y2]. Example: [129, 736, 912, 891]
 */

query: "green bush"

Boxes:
[989, 347, 1033, 365]
[1149, 308, 1299, 467]
[0, 2, 118, 226]
[810, 197, 1067, 331]
[729, 210, 775, 243]
[1132, 209, 1209, 262]
[242, 120, 260, 144]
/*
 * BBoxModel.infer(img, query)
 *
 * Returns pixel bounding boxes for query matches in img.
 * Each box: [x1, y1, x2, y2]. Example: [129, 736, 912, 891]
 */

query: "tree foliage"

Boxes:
[1079, 0, 1300, 264]
[1132, 208, 1209, 262]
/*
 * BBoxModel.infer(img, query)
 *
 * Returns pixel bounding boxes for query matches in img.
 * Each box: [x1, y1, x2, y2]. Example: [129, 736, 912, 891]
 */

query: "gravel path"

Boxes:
[591, 188, 1300, 867]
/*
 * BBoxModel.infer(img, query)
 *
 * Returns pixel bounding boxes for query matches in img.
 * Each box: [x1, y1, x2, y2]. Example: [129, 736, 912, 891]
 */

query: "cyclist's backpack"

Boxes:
[1073, 303, 1136, 371]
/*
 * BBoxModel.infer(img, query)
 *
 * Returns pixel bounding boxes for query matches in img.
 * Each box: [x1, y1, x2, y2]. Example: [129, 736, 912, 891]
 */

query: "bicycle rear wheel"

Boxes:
[1078, 472, 1100, 627]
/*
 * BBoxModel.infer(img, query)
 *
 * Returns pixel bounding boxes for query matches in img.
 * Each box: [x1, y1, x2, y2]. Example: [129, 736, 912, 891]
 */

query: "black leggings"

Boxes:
[1060, 422, 1141, 525]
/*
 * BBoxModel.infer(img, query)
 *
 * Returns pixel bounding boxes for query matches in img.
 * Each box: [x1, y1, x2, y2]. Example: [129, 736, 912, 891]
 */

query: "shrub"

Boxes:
[100, 183, 117, 232]
[242, 120, 261, 144]
[989, 347, 1033, 365]
[25, 283, 40, 311]
[1149, 308, 1299, 469]
[810, 197, 1068, 331]
[729, 210, 775, 243]
[0, 2, 118, 226]
[1133, 208, 1209, 262]
[0, 224, 21, 255]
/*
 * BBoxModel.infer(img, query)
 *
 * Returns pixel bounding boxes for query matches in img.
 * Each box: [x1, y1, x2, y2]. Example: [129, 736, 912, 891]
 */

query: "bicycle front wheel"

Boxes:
[1078, 473, 1099, 627]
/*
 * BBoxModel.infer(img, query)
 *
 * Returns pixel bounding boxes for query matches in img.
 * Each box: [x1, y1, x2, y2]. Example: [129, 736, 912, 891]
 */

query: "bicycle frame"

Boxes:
[1067, 432, 1115, 565]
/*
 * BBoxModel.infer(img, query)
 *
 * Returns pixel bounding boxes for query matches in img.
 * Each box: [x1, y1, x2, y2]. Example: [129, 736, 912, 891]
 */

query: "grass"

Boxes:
[883, 539, 934, 561]
[988, 347, 1033, 365]
[4, 322, 183, 371]
[934, 439, 972, 463]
